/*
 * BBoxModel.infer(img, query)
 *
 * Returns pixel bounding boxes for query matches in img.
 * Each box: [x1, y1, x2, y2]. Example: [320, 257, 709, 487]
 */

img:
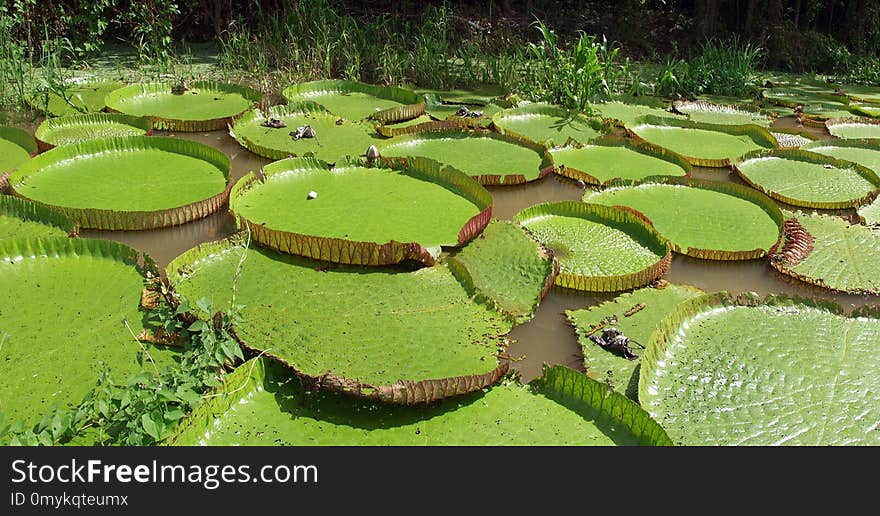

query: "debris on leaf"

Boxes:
[261, 117, 287, 129]
[307, 190, 318, 200]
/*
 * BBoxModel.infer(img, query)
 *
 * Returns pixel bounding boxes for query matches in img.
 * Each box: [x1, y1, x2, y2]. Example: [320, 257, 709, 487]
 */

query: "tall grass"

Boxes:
[680, 37, 763, 97]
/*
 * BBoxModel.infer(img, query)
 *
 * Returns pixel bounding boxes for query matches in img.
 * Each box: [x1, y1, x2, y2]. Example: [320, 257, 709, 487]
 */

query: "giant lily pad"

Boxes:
[629, 116, 777, 167]
[566, 284, 704, 399]
[0, 196, 75, 239]
[230, 102, 381, 162]
[859, 197, 880, 226]
[802, 139, 880, 175]
[34, 113, 153, 150]
[770, 212, 880, 294]
[640, 292, 880, 445]
[168, 360, 672, 446]
[770, 129, 816, 149]
[104, 81, 261, 132]
[282, 80, 424, 123]
[378, 130, 552, 185]
[841, 84, 880, 104]
[447, 220, 557, 323]
[0, 127, 36, 192]
[734, 149, 880, 209]
[672, 100, 771, 127]
[847, 103, 880, 118]
[9, 136, 231, 230]
[584, 177, 783, 260]
[550, 136, 690, 185]
[168, 235, 512, 404]
[588, 99, 685, 128]
[491, 103, 603, 147]
[0, 237, 177, 426]
[230, 156, 492, 266]
[762, 86, 849, 108]
[825, 117, 880, 139]
[513, 202, 671, 292]
[28, 80, 124, 117]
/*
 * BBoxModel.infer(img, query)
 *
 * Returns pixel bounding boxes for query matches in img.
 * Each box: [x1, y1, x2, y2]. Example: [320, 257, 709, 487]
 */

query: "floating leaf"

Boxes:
[588, 98, 685, 128]
[491, 103, 603, 147]
[0, 126, 37, 180]
[9, 136, 231, 230]
[0, 196, 75, 239]
[584, 177, 783, 260]
[0, 237, 177, 426]
[803, 139, 880, 175]
[28, 80, 124, 117]
[640, 292, 880, 445]
[282, 79, 424, 123]
[550, 135, 689, 185]
[825, 117, 880, 139]
[770, 211, 880, 294]
[672, 100, 771, 127]
[168, 358, 671, 446]
[230, 156, 491, 266]
[169, 236, 512, 403]
[859, 197, 880, 226]
[566, 284, 704, 399]
[734, 149, 880, 209]
[105, 81, 261, 132]
[34, 113, 153, 150]
[513, 201, 671, 292]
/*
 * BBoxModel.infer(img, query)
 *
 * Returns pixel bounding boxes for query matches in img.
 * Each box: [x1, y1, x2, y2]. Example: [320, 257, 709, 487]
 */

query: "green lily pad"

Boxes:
[9, 136, 231, 230]
[378, 130, 551, 185]
[169, 235, 512, 403]
[491, 103, 603, 147]
[825, 118, 880, 139]
[104, 81, 261, 132]
[859, 197, 880, 226]
[588, 99, 684, 128]
[230, 156, 491, 266]
[629, 116, 777, 167]
[672, 100, 771, 127]
[770, 130, 816, 149]
[848, 103, 880, 118]
[28, 80, 124, 117]
[0, 196, 75, 239]
[425, 103, 502, 126]
[513, 201, 671, 292]
[0, 127, 36, 181]
[34, 113, 153, 150]
[584, 177, 783, 260]
[762, 86, 849, 108]
[230, 102, 381, 163]
[550, 136, 690, 185]
[414, 85, 507, 105]
[640, 292, 880, 445]
[734, 149, 880, 209]
[447, 220, 557, 323]
[841, 84, 880, 104]
[168, 359, 671, 446]
[0, 237, 177, 426]
[566, 284, 704, 399]
[376, 114, 434, 136]
[282, 80, 424, 123]
[802, 139, 880, 175]
[771, 212, 880, 294]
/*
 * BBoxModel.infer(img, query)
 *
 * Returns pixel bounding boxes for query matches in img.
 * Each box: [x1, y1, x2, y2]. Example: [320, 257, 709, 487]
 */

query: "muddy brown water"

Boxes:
[69, 117, 876, 383]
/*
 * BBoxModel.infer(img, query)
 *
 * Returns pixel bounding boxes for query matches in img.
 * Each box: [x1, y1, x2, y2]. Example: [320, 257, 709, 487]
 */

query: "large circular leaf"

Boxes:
[0, 127, 36, 188]
[840, 84, 880, 104]
[566, 284, 704, 399]
[230, 156, 492, 266]
[168, 235, 512, 404]
[771, 212, 880, 294]
[734, 149, 880, 209]
[672, 100, 771, 127]
[168, 359, 671, 446]
[825, 117, 880, 139]
[378, 130, 552, 185]
[513, 201, 671, 292]
[0, 237, 177, 426]
[859, 197, 880, 226]
[230, 102, 381, 162]
[803, 139, 880, 175]
[629, 115, 778, 167]
[34, 113, 153, 150]
[9, 136, 231, 230]
[588, 99, 685, 128]
[282, 79, 424, 123]
[104, 81, 261, 131]
[447, 220, 557, 323]
[0, 196, 75, 239]
[584, 177, 783, 260]
[27, 80, 124, 116]
[761, 86, 849, 108]
[550, 136, 690, 185]
[491, 103, 603, 147]
[640, 292, 880, 445]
